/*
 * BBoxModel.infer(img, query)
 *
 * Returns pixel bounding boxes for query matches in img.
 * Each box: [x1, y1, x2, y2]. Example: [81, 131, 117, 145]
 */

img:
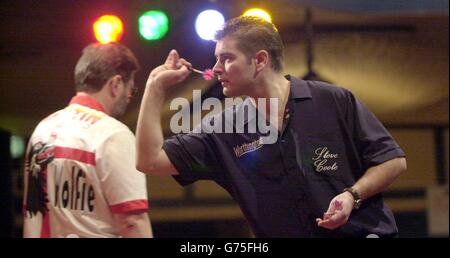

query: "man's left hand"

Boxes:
[315, 191, 354, 230]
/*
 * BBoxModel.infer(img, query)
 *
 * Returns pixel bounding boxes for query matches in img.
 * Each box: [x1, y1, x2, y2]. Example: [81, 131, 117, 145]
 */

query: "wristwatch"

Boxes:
[343, 187, 362, 209]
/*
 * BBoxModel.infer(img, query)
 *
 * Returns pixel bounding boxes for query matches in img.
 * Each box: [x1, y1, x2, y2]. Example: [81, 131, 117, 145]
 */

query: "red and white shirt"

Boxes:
[23, 95, 149, 238]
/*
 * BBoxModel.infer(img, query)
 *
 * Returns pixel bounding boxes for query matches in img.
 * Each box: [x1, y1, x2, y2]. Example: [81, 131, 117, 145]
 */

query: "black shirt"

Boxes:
[163, 75, 405, 237]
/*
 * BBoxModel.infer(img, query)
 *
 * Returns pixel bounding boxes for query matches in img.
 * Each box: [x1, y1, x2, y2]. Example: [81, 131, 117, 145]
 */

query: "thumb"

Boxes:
[165, 49, 179, 67]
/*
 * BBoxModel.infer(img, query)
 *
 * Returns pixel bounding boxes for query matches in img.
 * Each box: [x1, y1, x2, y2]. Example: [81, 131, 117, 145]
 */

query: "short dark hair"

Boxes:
[215, 16, 284, 72]
[74, 43, 140, 92]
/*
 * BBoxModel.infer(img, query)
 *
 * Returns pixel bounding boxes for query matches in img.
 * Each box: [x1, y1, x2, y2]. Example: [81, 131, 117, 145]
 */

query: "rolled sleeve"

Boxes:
[348, 92, 406, 168]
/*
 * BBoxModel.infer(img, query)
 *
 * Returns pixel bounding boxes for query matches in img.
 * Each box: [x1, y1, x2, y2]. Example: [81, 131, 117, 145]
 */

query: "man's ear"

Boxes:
[107, 75, 123, 97]
[255, 50, 269, 72]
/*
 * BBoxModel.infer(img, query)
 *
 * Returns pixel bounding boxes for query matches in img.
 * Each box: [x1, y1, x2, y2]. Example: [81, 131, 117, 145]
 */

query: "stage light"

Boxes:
[195, 10, 225, 41]
[93, 15, 124, 44]
[138, 10, 169, 41]
[242, 8, 272, 23]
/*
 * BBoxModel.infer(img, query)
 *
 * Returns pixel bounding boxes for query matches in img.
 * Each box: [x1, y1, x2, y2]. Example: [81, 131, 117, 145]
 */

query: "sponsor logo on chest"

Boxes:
[233, 138, 263, 158]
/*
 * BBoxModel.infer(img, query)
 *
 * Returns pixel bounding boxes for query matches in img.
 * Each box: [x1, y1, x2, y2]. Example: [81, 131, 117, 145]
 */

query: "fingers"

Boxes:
[163, 50, 192, 71]
[321, 203, 337, 220]
[147, 50, 193, 87]
[323, 211, 335, 220]
[178, 58, 192, 70]
[315, 199, 348, 230]
[172, 65, 191, 83]
[316, 209, 348, 229]
[316, 213, 346, 230]
[172, 58, 192, 83]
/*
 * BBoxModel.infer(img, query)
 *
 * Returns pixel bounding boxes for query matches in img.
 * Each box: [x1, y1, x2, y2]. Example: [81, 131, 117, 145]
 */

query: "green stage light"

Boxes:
[139, 10, 169, 41]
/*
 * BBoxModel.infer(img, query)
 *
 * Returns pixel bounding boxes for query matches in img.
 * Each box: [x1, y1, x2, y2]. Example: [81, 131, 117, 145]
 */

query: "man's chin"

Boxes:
[222, 89, 229, 97]
[222, 88, 237, 97]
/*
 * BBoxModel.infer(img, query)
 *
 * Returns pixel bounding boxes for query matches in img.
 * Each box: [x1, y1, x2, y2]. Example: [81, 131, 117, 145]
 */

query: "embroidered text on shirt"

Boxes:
[233, 138, 263, 158]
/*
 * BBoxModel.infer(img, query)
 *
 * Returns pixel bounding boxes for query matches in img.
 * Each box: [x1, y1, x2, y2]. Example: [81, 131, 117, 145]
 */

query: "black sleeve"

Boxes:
[346, 91, 406, 169]
[163, 132, 224, 186]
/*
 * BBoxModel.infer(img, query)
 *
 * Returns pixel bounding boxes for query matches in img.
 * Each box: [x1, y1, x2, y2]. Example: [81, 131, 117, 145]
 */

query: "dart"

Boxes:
[191, 68, 214, 81]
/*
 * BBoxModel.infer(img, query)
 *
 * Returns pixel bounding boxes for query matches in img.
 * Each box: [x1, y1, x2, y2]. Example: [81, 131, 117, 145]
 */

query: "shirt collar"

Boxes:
[69, 94, 106, 112]
[286, 75, 312, 100]
[240, 75, 312, 125]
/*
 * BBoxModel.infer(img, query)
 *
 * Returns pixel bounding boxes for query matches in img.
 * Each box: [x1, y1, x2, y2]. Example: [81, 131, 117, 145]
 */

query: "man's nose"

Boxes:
[212, 62, 222, 76]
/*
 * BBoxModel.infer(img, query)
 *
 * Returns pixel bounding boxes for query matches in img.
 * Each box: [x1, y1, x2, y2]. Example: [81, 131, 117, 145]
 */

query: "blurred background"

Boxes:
[0, 0, 448, 238]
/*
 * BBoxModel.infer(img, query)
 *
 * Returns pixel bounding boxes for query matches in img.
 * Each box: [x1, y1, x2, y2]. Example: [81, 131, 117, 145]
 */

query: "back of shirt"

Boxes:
[23, 103, 148, 238]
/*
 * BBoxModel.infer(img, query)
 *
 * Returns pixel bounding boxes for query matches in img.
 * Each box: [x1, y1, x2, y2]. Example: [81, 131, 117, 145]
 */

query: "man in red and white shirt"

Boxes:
[23, 43, 152, 238]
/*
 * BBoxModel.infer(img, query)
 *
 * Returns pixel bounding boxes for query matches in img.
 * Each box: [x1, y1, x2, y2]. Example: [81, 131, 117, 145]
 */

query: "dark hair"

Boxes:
[215, 16, 284, 72]
[74, 43, 140, 92]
